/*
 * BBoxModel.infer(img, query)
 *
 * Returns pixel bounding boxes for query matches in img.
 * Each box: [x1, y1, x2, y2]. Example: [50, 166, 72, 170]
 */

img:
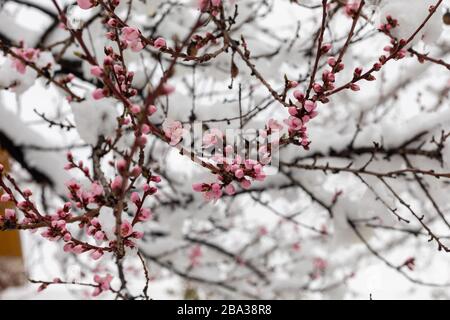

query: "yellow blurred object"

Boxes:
[0, 150, 26, 291]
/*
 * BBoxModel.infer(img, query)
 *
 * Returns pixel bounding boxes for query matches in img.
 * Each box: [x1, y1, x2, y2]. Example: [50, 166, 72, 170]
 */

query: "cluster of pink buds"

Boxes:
[65, 179, 105, 208]
[92, 46, 137, 100]
[92, 274, 113, 296]
[286, 91, 318, 148]
[41, 219, 68, 242]
[64, 152, 92, 179]
[10, 46, 40, 74]
[87, 218, 107, 243]
[193, 154, 267, 201]
[378, 15, 399, 34]
[382, 39, 407, 61]
[190, 32, 219, 56]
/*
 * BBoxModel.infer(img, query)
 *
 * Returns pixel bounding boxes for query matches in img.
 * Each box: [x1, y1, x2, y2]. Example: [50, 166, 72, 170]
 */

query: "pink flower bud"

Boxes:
[120, 220, 133, 237]
[235, 169, 245, 179]
[116, 159, 127, 172]
[5, 209, 15, 220]
[192, 183, 204, 192]
[327, 57, 337, 67]
[94, 231, 105, 241]
[224, 184, 235, 195]
[90, 66, 103, 78]
[138, 208, 152, 222]
[0, 194, 11, 202]
[288, 107, 298, 116]
[111, 176, 123, 191]
[141, 124, 150, 134]
[321, 43, 332, 53]
[131, 166, 142, 177]
[92, 88, 105, 100]
[240, 179, 251, 189]
[304, 100, 317, 113]
[312, 83, 322, 93]
[130, 104, 141, 114]
[293, 90, 304, 101]
[76, 0, 94, 10]
[90, 250, 104, 260]
[63, 233, 72, 242]
[154, 37, 167, 49]
[131, 192, 140, 204]
[148, 105, 157, 115]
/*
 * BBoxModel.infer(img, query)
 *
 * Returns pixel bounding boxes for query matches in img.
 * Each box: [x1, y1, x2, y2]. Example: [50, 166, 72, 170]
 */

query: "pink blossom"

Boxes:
[203, 128, 223, 148]
[10, 47, 40, 74]
[120, 220, 133, 237]
[130, 192, 140, 204]
[111, 176, 123, 191]
[204, 187, 222, 202]
[138, 208, 152, 222]
[122, 27, 140, 42]
[235, 169, 245, 179]
[284, 116, 303, 132]
[304, 100, 317, 113]
[162, 119, 184, 146]
[130, 40, 144, 52]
